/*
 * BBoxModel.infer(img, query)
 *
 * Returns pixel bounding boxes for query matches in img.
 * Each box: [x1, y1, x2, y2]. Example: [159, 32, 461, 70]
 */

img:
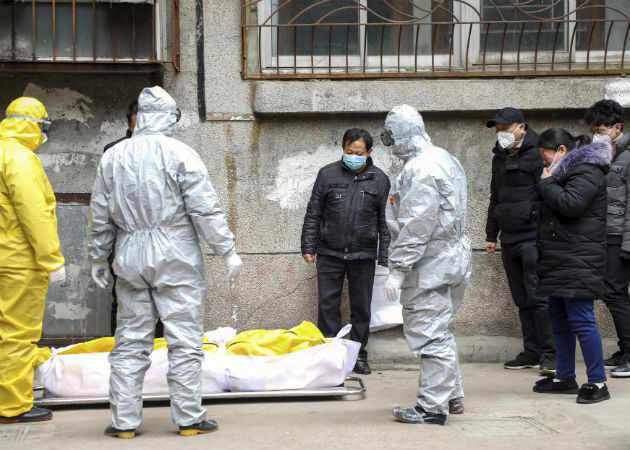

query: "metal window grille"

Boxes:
[0, 0, 180, 70]
[241, 0, 630, 78]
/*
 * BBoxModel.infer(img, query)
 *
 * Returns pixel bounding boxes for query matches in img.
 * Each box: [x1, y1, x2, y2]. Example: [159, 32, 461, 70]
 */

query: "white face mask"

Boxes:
[593, 125, 621, 144]
[547, 148, 561, 172]
[497, 124, 523, 149]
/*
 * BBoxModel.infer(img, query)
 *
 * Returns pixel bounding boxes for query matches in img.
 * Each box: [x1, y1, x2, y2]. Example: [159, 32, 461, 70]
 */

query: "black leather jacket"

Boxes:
[301, 157, 391, 265]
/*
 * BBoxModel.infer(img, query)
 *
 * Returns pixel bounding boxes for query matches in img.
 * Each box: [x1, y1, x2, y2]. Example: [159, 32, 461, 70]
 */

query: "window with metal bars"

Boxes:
[0, 0, 179, 69]
[242, 0, 630, 78]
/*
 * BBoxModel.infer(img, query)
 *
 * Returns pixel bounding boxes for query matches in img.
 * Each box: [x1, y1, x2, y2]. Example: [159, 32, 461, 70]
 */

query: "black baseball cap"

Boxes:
[486, 107, 525, 128]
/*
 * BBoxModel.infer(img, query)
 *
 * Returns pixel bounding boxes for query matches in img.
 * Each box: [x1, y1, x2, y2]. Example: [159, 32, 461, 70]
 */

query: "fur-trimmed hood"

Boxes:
[552, 141, 612, 180]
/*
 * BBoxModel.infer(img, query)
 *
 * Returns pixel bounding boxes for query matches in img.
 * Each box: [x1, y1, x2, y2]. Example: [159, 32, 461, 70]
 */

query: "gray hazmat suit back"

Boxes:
[88, 86, 236, 429]
[385, 104, 472, 416]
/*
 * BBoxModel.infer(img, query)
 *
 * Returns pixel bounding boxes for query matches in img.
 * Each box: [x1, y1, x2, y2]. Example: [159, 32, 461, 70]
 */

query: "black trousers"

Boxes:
[501, 240, 555, 359]
[603, 243, 630, 355]
[316, 254, 375, 358]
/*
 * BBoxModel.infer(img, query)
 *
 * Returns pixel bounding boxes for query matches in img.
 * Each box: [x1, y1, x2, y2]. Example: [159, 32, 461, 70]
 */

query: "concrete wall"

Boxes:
[4, 1, 628, 358]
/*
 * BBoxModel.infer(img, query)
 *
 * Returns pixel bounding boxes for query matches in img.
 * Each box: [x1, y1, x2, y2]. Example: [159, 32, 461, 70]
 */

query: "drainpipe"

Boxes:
[196, 0, 206, 122]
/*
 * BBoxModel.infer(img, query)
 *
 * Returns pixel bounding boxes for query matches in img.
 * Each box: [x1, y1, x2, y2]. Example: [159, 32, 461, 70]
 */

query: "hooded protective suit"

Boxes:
[384, 105, 471, 416]
[0, 97, 65, 417]
[88, 86, 237, 430]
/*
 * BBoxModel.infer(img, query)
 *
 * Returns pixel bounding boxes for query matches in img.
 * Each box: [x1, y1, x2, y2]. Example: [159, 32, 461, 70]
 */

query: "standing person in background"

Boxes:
[534, 128, 610, 404]
[484, 107, 556, 375]
[585, 100, 630, 378]
[301, 128, 391, 376]
[0, 97, 65, 423]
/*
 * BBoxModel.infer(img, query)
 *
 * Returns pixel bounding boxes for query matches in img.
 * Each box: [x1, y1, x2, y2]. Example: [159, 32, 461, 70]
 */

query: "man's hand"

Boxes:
[224, 251, 243, 281]
[541, 167, 552, 180]
[303, 254, 315, 263]
[384, 269, 405, 303]
[49, 266, 66, 287]
[484, 241, 496, 254]
[91, 262, 110, 289]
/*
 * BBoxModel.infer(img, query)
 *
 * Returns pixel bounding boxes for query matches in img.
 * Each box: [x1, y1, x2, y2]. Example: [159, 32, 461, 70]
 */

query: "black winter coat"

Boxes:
[301, 157, 391, 265]
[605, 134, 630, 252]
[486, 128, 543, 244]
[537, 141, 612, 300]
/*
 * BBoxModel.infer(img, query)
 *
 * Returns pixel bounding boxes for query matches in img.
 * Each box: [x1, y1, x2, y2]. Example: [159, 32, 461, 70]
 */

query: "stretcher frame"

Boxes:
[33, 376, 366, 407]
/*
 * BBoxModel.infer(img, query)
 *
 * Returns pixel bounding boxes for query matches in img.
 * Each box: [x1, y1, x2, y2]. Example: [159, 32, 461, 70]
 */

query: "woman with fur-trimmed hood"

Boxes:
[533, 128, 611, 405]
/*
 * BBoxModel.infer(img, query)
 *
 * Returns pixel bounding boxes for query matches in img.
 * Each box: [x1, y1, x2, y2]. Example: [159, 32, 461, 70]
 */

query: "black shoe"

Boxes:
[533, 376, 578, 394]
[0, 407, 52, 424]
[392, 405, 446, 425]
[353, 357, 371, 375]
[604, 351, 625, 369]
[448, 398, 464, 415]
[576, 383, 610, 404]
[104, 425, 136, 439]
[611, 356, 630, 378]
[504, 352, 539, 370]
[539, 354, 557, 375]
[179, 420, 219, 436]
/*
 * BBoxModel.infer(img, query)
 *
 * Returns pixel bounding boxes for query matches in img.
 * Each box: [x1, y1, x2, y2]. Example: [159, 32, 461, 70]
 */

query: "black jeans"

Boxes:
[316, 254, 375, 358]
[603, 243, 630, 355]
[501, 240, 555, 359]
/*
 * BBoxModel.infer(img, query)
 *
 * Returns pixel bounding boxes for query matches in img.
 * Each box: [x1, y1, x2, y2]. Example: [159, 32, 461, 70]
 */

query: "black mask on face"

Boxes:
[380, 129, 394, 147]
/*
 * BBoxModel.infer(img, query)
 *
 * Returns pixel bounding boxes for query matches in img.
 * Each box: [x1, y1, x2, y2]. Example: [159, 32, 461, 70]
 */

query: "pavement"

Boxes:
[2, 363, 628, 450]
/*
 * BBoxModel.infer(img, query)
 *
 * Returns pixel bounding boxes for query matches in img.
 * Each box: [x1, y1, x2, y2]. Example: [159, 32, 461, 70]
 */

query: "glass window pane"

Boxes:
[35, 4, 54, 59]
[367, 0, 453, 57]
[576, 0, 630, 51]
[135, 5, 153, 59]
[481, 0, 567, 53]
[0, 4, 15, 60]
[95, 4, 114, 58]
[54, 4, 74, 58]
[271, 0, 359, 57]
[75, 4, 94, 58]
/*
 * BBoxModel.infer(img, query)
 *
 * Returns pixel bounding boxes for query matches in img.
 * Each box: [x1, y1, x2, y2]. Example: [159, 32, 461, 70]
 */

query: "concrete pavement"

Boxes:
[2, 363, 628, 450]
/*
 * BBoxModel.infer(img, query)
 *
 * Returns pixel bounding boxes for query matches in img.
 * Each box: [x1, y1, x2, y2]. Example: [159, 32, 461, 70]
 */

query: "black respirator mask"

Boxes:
[380, 129, 394, 147]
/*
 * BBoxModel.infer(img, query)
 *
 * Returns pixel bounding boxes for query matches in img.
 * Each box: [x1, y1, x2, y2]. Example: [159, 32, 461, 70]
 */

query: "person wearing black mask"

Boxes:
[484, 107, 556, 375]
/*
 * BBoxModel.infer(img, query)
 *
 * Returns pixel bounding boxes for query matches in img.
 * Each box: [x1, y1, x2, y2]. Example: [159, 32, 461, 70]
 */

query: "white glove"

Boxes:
[384, 269, 406, 303]
[49, 266, 66, 287]
[91, 262, 111, 289]
[224, 251, 243, 281]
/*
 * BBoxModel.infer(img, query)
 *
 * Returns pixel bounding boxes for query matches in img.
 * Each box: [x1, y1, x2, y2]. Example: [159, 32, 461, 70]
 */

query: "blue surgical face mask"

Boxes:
[343, 154, 367, 170]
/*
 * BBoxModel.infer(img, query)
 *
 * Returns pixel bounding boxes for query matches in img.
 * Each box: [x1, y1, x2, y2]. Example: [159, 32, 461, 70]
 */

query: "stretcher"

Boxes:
[33, 376, 365, 407]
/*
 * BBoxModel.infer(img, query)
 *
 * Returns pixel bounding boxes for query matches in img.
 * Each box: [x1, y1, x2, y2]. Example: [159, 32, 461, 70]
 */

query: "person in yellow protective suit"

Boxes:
[0, 97, 65, 424]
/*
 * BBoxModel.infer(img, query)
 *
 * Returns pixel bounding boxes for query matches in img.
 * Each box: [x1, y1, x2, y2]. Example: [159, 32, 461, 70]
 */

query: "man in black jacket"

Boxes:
[586, 99, 630, 377]
[301, 128, 391, 375]
[484, 107, 556, 374]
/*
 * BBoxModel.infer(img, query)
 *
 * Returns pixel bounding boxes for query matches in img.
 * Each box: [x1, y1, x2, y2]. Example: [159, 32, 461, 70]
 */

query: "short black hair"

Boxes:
[585, 99, 624, 128]
[126, 100, 138, 122]
[342, 128, 373, 151]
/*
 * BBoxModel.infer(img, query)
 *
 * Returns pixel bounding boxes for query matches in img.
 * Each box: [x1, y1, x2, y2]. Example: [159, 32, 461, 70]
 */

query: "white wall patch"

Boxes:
[22, 82, 94, 123]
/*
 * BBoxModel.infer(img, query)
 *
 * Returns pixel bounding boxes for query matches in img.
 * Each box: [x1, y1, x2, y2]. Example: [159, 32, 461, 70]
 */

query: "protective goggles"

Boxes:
[140, 108, 181, 122]
[380, 129, 394, 147]
[7, 115, 52, 132]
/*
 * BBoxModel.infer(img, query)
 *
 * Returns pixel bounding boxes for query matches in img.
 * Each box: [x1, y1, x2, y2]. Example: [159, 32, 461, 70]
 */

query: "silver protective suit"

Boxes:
[385, 104, 472, 416]
[88, 86, 236, 429]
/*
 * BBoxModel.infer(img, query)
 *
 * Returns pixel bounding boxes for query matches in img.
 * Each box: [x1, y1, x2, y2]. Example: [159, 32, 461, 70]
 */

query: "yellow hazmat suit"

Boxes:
[0, 97, 64, 417]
